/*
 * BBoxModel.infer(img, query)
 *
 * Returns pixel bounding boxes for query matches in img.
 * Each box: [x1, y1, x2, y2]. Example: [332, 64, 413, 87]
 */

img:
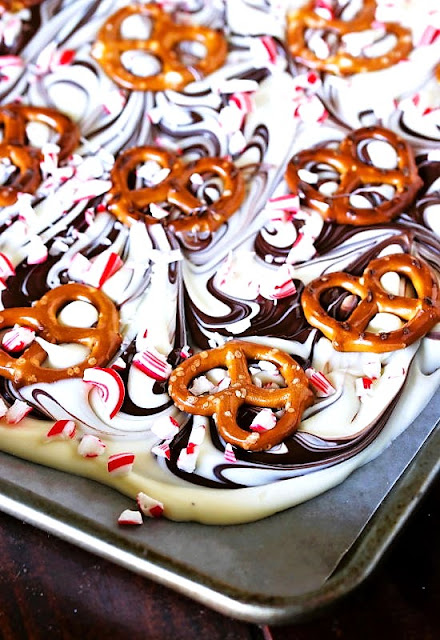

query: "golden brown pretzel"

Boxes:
[285, 126, 422, 226]
[168, 340, 313, 451]
[0, 283, 122, 387]
[0, 0, 43, 10]
[92, 3, 227, 92]
[287, 0, 412, 76]
[108, 146, 245, 235]
[0, 104, 80, 206]
[301, 253, 440, 352]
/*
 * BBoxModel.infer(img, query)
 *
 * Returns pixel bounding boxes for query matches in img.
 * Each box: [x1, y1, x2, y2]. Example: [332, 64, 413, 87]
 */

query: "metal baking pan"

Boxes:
[0, 393, 437, 625]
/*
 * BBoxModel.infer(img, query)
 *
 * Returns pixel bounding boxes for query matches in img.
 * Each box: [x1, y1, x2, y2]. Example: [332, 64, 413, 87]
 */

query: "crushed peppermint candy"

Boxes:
[355, 377, 376, 402]
[132, 347, 172, 381]
[83, 367, 125, 419]
[26, 236, 48, 265]
[0, 253, 15, 280]
[107, 452, 135, 475]
[306, 368, 336, 397]
[151, 415, 180, 440]
[224, 443, 237, 463]
[2, 325, 35, 353]
[77, 434, 106, 458]
[189, 375, 216, 396]
[5, 400, 32, 424]
[118, 509, 143, 526]
[250, 408, 277, 433]
[177, 422, 206, 473]
[151, 440, 171, 460]
[46, 419, 77, 440]
[136, 492, 164, 518]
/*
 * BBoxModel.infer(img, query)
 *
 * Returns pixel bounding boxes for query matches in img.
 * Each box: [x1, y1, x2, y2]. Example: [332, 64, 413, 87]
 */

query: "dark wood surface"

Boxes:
[0, 474, 439, 640]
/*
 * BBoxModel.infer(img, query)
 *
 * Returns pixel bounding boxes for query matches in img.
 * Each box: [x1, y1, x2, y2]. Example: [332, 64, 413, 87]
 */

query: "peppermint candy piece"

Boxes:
[250, 408, 277, 433]
[5, 400, 32, 424]
[46, 419, 76, 440]
[306, 368, 336, 398]
[118, 509, 143, 526]
[132, 347, 172, 381]
[136, 492, 164, 518]
[0, 253, 15, 280]
[83, 367, 125, 419]
[77, 434, 106, 458]
[2, 325, 35, 353]
[107, 452, 135, 475]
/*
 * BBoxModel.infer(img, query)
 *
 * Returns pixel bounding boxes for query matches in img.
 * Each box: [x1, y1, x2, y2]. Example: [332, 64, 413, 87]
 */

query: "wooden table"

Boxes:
[0, 473, 439, 640]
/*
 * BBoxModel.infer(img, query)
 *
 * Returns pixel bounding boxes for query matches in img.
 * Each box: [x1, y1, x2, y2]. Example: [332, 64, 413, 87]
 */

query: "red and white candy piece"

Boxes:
[46, 419, 76, 440]
[224, 443, 237, 463]
[77, 434, 106, 458]
[5, 400, 32, 424]
[118, 509, 143, 526]
[83, 367, 125, 419]
[305, 368, 336, 398]
[2, 325, 35, 353]
[107, 452, 135, 475]
[151, 415, 180, 440]
[0, 253, 15, 280]
[0, 397, 7, 419]
[355, 376, 376, 402]
[83, 250, 123, 289]
[151, 440, 171, 460]
[177, 422, 205, 473]
[250, 408, 277, 433]
[132, 347, 172, 382]
[136, 491, 164, 518]
[260, 264, 297, 301]
[26, 236, 48, 265]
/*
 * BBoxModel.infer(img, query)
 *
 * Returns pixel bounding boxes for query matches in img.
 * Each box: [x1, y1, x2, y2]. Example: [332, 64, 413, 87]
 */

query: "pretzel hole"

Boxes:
[135, 160, 170, 188]
[307, 29, 339, 59]
[24, 121, 58, 149]
[355, 139, 399, 169]
[352, 29, 398, 60]
[120, 51, 161, 78]
[348, 183, 396, 208]
[320, 288, 361, 321]
[0, 157, 18, 185]
[57, 300, 99, 328]
[379, 271, 415, 298]
[299, 163, 340, 191]
[188, 367, 230, 396]
[188, 172, 223, 206]
[174, 40, 207, 67]
[120, 14, 153, 40]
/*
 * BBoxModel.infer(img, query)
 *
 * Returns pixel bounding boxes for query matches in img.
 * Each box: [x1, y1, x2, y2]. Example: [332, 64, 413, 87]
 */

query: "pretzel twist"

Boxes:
[168, 340, 313, 451]
[92, 3, 227, 92]
[0, 284, 122, 387]
[108, 146, 245, 235]
[285, 126, 422, 226]
[0, 104, 80, 206]
[301, 253, 440, 352]
[287, 0, 413, 76]
[0, 0, 42, 10]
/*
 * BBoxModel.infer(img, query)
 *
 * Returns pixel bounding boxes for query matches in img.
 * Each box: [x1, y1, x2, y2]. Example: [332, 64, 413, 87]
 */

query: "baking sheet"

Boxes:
[0, 391, 437, 624]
